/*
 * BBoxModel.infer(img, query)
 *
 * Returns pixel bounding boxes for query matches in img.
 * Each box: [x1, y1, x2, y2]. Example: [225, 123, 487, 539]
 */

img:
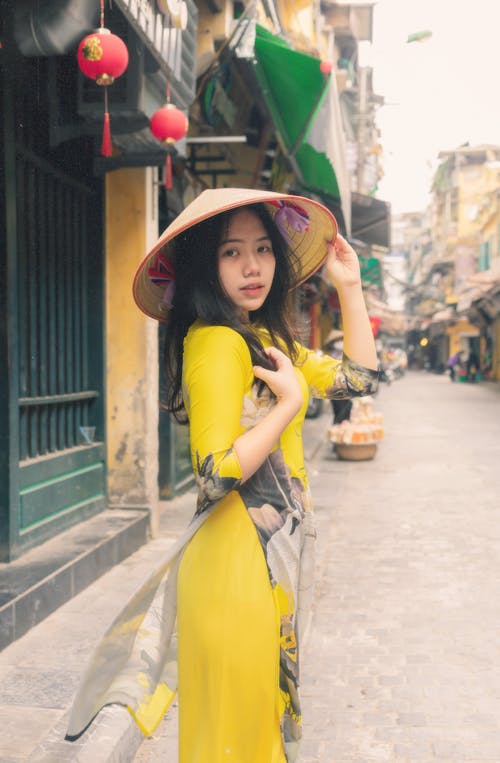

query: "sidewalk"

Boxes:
[2, 373, 500, 762]
[0, 492, 196, 763]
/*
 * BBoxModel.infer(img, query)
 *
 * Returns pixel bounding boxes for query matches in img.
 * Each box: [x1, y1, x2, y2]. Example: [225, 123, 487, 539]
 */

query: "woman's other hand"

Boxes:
[253, 347, 302, 414]
[325, 233, 362, 291]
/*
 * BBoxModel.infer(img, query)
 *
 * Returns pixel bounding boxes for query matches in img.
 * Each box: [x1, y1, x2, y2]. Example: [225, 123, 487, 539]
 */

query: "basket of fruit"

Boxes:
[328, 397, 384, 461]
[334, 442, 377, 461]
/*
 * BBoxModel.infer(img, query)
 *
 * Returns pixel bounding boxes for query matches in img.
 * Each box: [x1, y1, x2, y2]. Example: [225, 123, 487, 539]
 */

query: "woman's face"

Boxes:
[217, 208, 276, 319]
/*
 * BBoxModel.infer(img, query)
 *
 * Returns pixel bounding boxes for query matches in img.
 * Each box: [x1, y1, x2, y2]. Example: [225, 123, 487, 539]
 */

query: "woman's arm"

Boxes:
[235, 236, 379, 480]
[185, 328, 301, 504]
[234, 346, 302, 482]
[326, 234, 378, 371]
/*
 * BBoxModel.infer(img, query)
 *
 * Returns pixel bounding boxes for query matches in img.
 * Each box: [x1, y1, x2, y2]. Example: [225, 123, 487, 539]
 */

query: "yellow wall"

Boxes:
[277, 0, 316, 42]
[446, 318, 479, 356]
[105, 167, 159, 519]
[196, 0, 232, 47]
[458, 162, 499, 241]
[458, 166, 486, 238]
[481, 208, 498, 254]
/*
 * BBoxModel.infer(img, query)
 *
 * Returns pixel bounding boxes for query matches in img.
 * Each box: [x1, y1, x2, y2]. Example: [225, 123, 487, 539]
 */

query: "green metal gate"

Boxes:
[0, 55, 106, 561]
[15, 148, 106, 553]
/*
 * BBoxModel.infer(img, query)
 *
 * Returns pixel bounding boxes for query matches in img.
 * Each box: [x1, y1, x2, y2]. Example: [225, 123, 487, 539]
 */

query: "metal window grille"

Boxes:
[16, 148, 99, 461]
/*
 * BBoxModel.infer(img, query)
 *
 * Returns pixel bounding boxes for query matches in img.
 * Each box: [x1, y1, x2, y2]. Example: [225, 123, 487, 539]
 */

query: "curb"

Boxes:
[0, 509, 150, 651]
[30, 706, 143, 763]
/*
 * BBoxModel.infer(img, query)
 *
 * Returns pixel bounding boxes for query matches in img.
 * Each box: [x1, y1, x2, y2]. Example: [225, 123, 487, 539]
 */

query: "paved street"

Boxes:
[134, 372, 500, 762]
[1, 371, 499, 762]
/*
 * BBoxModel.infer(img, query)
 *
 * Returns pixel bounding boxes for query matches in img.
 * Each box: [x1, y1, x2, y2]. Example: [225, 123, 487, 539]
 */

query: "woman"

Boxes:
[66, 188, 379, 762]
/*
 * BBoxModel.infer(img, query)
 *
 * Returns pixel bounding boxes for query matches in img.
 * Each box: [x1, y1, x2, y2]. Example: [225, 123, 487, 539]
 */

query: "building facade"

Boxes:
[400, 144, 500, 378]
[1, 0, 390, 569]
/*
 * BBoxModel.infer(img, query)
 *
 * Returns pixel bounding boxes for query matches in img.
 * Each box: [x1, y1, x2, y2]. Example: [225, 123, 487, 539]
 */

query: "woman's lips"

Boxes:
[241, 284, 264, 294]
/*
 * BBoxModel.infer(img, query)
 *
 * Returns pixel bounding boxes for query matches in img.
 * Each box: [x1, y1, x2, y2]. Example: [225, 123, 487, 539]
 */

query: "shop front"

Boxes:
[471, 284, 500, 381]
[0, 45, 107, 561]
[1, 0, 198, 559]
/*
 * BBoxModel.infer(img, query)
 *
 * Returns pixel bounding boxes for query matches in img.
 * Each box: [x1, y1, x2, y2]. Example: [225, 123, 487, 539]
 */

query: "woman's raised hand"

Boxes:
[326, 233, 362, 291]
[253, 347, 303, 414]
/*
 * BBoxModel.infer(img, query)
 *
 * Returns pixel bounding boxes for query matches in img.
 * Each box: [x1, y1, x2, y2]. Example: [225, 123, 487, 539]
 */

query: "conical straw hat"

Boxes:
[133, 187, 337, 321]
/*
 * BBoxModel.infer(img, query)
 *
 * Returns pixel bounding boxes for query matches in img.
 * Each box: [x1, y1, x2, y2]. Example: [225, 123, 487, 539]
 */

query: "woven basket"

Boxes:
[334, 442, 377, 461]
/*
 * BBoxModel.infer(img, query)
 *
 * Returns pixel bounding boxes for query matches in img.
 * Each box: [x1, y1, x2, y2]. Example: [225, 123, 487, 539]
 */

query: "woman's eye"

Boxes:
[257, 245, 272, 254]
[223, 248, 238, 257]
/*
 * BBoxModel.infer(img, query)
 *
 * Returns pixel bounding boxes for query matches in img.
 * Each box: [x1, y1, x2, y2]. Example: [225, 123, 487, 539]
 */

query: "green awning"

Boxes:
[359, 255, 383, 288]
[252, 26, 346, 207]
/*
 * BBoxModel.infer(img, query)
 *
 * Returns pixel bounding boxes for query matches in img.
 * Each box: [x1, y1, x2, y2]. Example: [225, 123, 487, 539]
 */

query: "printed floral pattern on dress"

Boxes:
[194, 450, 241, 516]
[310, 352, 380, 400]
[240, 382, 276, 428]
[241, 450, 303, 550]
[240, 448, 308, 751]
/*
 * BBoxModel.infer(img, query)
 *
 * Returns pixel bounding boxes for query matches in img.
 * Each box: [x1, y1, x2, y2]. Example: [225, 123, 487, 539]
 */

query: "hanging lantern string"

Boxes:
[99, 0, 113, 28]
[101, 87, 112, 156]
[150, 81, 188, 190]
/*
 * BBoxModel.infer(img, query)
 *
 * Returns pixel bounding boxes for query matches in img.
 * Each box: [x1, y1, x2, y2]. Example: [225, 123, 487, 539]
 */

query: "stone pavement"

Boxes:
[298, 373, 500, 762]
[1, 372, 500, 762]
[133, 373, 500, 763]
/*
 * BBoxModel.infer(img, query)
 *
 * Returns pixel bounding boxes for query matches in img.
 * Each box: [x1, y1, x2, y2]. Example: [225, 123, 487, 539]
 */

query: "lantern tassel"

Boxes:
[165, 152, 172, 189]
[101, 112, 112, 156]
[101, 89, 112, 157]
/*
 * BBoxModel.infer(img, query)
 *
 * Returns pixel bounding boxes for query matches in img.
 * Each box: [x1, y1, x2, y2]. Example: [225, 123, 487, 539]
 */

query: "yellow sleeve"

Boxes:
[183, 325, 251, 507]
[296, 344, 380, 399]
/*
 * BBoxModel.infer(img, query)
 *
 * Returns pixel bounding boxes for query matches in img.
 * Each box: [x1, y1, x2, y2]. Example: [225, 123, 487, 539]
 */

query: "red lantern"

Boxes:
[150, 103, 188, 189]
[77, 27, 129, 156]
[77, 30, 128, 84]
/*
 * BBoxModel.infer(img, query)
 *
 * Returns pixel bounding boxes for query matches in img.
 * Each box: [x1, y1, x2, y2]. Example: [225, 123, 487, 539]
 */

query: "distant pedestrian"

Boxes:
[447, 351, 462, 382]
[66, 188, 379, 761]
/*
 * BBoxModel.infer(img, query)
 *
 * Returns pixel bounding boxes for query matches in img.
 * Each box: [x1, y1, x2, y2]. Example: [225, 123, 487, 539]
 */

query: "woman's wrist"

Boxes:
[275, 393, 302, 418]
[333, 279, 364, 298]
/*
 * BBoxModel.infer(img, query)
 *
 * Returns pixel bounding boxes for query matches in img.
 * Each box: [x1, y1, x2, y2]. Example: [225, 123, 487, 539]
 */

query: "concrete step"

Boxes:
[0, 508, 150, 650]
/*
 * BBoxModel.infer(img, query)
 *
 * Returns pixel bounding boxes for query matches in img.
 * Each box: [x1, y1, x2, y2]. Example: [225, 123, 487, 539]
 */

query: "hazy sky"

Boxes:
[360, 0, 500, 214]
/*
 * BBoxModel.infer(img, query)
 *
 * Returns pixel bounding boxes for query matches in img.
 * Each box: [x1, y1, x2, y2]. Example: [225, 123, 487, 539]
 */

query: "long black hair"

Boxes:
[163, 203, 300, 420]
